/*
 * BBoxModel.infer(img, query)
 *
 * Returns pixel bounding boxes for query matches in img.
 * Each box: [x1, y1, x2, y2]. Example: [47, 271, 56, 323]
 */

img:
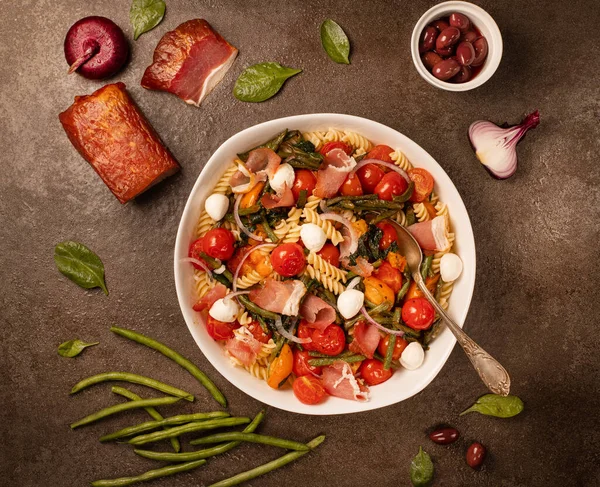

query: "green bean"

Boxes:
[207, 435, 325, 487]
[397, 279, 410, 302]
[326, 194, 378, 205]
[261, 215, 279, 243]
[368, 301, 393, 315]
[287, 159, 320, 170]
[256, 315, 269, 334]
[296, 189, 308, 208]
[392, 181, 414, 203]
[405, 207, 416, 226]
[91, 460, 207, 487]
[100, 411, 230, 442]
[111, 386, 180, 453]
[135, 410, 266, 462]
[110, 327, 226, 407]
[128, 417, 251, 446]
[199, 251, 222, 269]
[308, 355, 365, 367]
[238, 205, 261, 216]
[308, 350, 354, 358]
[420, 255, 433, 281]
[371, 209, 398, 225]
[190, 432, 309, 451]
[237, 295, 279, 320]
[392, 308, 401, 326]
[383, 334, 396, 370]
[70, 396, 181, 429]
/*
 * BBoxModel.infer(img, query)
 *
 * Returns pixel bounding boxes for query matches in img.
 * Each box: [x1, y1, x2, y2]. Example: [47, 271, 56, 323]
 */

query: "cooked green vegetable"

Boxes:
[70, 396, 181, 429]
[207, 435, 326, 487]
[130, 0, 166, 40]
[460, 394, 524, 418]
[57, 339, 98, 358]
[393, 181, 414, 203]
[308, 354, 365, 367]
[190, 432, 309, 451]
[238, 295, 280, 320]
[91, 459, 206, 487]
[233, 63, 302, 102]
[238, 130, 287, 161]
[70, 372, 194, 402]
[420, 255, 433, 281]
[383, 334, 396, 370]
[54, 241, 108, 295]
[320, 19, 350, 64]
[410, 446, 434, 486]
[110, 326, 226, 407]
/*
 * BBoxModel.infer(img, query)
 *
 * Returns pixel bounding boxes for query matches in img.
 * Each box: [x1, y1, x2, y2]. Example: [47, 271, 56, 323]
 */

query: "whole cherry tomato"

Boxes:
[375, 221, 398, 250]
[293, 375, 327, 405]
[203, 228, 236, 261]
[245, 320, 272, 344]
[340, 172, 363, 196]
[319, 141, 353, 156]
[402, 298, 435, 330]
[291, 169, 317, 201]
[292, 349, 322, 377]
[359, 359, 393, 385]
[188, 237, 207, 270]
[408, 168, 434, 203]
[270, 243, 306, 277]
[267, 344, 293, 389]
[366, 144, 394, 163]
[356, 164, 385, 194]
[317, 243, 340, 267]
[374, 261, 403, 293]
[206, 316, 239, 341]
[374, 172, 409, 201]
[377, 335, 409, 360]
[297, 321, 315, 351]
[311, 324, 346, 356]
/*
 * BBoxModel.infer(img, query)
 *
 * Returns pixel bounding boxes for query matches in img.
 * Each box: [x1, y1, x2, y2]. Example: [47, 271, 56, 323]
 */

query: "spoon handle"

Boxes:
[414, 274, 511, 396]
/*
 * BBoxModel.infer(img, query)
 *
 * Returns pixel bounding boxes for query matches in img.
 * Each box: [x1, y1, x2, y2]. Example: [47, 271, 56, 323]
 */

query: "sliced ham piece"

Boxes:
[299, 294, 336, 331]
[343, 256, 374, 277]
[322, 361, 370, 401]
[141, 19, 238, 106]
[225, 331, 262, 367]
[192, 283, 228, 312]
[249, 279, 307, 316]
[314, 148, 357, 198]
[407, 215, 451, 251]
[261, 185, 295, 209]
[245, 148, 282, 181]
[349, 322, 381, 359]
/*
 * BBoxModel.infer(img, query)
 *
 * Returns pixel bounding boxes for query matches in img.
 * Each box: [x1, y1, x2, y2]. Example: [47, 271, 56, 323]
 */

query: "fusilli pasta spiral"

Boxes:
[195, 210, 215, 238]
[236, 269, 263, 289]
[237, 311, 253, 326]
[390, 149, 412, 172]
[302, 207, 344, 245]
[307, 251, 348, 283]
[435, 201, 449, 217]
[302, 131, 327, 150]
[213, 164, 237, 194]
[413, 202, 432, 223]
[304, 265, 346, 295]
[324, 128, 345, 143]
[394, 210, 407, 227]
[194, 270, 216, 300]
[304, 195, 322, 211]
[342, 131, 373, 153]
[437, 280, 454, 310]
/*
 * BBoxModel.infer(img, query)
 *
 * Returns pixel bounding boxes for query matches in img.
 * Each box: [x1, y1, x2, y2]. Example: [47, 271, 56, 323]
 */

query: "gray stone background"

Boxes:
[1, 0, 598, 486]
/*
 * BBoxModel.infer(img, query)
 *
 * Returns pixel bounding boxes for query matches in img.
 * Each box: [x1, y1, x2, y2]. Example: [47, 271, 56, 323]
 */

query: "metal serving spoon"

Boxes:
[394, 225, 511, 396]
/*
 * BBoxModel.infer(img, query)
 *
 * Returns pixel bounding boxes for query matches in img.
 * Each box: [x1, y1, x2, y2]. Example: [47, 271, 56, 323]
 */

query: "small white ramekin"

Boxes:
[411, 1, 503, 91]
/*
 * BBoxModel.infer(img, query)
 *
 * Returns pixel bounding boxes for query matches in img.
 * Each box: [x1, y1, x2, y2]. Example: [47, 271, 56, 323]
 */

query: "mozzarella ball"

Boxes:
[440, 253, 463, 282]
[400, 342, 425, 370]
[208, 297, 239, 323]
[205, 194, 229, 221]
[300, 223, 327, 252]
[270, 163, 295, 194]
[337, 289, 364, 319]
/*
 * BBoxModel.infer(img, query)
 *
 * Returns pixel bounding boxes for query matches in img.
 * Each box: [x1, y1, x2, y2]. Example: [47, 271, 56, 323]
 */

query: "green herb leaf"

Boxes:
[130, 0, 166, 40]
[320, 19, 351, 64]
[58, 340, 99, 358]
[410, 447, 434, 487]
[54, 241, 109, 295]
[460, 394, 524, 418]
[233, 63, 302, 102]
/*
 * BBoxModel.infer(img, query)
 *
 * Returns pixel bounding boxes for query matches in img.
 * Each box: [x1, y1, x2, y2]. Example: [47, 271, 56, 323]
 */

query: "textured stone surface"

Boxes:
[1, 1, 599, 486]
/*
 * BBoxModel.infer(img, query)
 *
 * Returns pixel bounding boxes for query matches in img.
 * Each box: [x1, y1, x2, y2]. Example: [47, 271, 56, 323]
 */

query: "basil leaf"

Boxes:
[54, 241, 109, 295]
[460, 394, 524, 418]
[233, 63, 302, 102]
[130, 0, 166, 40]
[410, 447, 434, 486]
[58, 340, 99, 358]
[320, 19, 351, 64]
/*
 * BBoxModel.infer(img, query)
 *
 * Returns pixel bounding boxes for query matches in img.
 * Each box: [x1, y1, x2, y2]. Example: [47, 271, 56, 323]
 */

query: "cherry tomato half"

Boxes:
[245, 320, 272, 344]
[204, 228, 236, 261]
[311, 324, 346, 356]
[292, 350, 322, 377]
[359, 359, 393, 385]
[319, 141, 354, 156]
[340, 172, 364, 196]
[206, 316, 239, 341]
[317, 243, 340, 268]
[291, 169, 317, 201]
[188, 237, 207, 270]
[356, 164, 385, 194]
[366, 144, 395, 163]
[374, 261, 403, 294]
[297, 321, 315, 351]
[402, 298, 435, 330]
[374, 171, 409, 201]
[270, 243, 306, 277]
[408, 168, 435, 203]
[375, 221, 398, 250]
[293, 375, 327, 405]
[377, 335, 409, 360]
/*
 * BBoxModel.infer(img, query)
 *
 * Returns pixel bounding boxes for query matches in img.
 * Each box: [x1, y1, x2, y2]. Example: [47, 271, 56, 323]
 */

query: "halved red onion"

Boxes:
[275, 316, 312, 344]
[180, 257, 214, 279]
[360, 307, 405, 336]
[346, 276, 361, 290]
[351, 159, 410, 183]
[234, 194, 264, 242]
[320, 212, 358, 255]
[232, 242, 272, 292]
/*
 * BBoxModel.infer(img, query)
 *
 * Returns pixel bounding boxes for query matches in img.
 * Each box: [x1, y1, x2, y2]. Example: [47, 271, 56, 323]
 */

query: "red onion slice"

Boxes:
[232, 242, 272, 292]
[275, 316, 312, 344]
[180, 257, 214, 279]
[234, 194, 264, 243]
[360, 307, 405, 336]
[320, 212, 358, 255]
[351, 159, 411, 184]
[346, 277, 361, 290]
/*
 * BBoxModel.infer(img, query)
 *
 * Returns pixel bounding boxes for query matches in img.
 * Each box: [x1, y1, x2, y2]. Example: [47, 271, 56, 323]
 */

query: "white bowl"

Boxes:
[411, 1, 503, 91]
[174, 114, 476, 415]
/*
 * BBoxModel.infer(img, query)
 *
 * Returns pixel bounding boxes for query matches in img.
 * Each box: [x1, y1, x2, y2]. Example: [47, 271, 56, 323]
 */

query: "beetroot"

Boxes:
[64, 16, 129, 79]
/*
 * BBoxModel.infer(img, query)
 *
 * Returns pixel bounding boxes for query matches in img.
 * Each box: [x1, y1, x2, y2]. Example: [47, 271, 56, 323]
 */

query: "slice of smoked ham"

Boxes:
[322, 361, 370, 401]
[230, 148, 281, 193]
[349, 322, 381, 359]
[261, 185, 295, 209]
[299, 294, 336, 331]
[407, 215, 451, 251]
[343, 256, 374, 277]
[141, 19, 238, 106]
[249, 279, 306, 316]
[314, 148, 357, 198]
[226, 331, 262, 367]
[192, 283, 227, 312]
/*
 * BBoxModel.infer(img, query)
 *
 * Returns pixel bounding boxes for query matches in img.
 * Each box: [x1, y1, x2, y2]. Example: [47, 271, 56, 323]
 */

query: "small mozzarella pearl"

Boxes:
[300, 223, 327, 252]
[269, 163, 295, 194]
[440, 253, 463, 282]
[337, 289, 364, 319]
[205, 194, 229, 221]
[208, 297, 239, 323]
[400, 342, 425, 370]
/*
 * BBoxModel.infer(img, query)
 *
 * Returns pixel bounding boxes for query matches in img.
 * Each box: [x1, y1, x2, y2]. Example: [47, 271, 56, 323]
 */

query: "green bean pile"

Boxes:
[67, 326, 325, 486]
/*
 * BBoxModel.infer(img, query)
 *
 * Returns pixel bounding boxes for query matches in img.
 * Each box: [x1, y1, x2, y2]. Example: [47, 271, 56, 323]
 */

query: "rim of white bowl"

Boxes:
[174, 114, 476, 415]
[411, 1, 503, 92]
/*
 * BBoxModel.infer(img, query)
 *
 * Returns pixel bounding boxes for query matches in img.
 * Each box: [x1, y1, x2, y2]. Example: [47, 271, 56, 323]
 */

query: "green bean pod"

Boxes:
[91, 459, 206, 487]
[190, 432, 309, 451]
[383, 334, 396, 370]
[308, 355, 365, 367]
[237, 295, 280, 320]
[392, 181, 414, 203]
[420, 255, 433, 281]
